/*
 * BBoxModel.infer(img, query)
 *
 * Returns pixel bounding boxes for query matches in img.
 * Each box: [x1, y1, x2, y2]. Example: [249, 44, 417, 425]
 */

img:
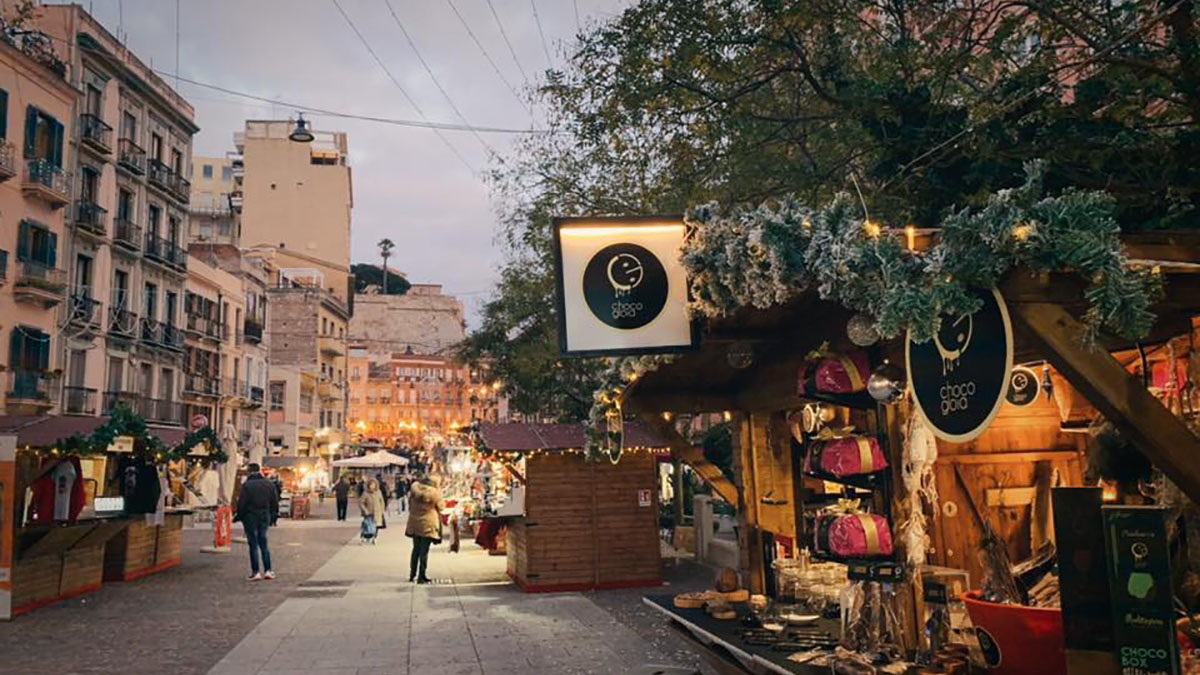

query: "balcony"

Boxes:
[79, 113, 112, 154]
[243, 318, 263, 343]
[229, 190, 243, 212]
[108, 305, 138, 338]
[7, 370, 57, 411]
[101, 390, 140, 415]
[73, 200, 107, 237]
[117, 138, 145, 174]
[184, 374, 219, 398]
[147, 158, 171, 190]
[147, 398, 185, 426]
[22, 158, 69, 207]
[67, 291, 102, 328]
[140, 318, 181, 350]
[172, 174, 191, 204]
[144, 234, 187, 271]
[2, 29, 67, 78]
[62, 386, 98, 415]
[248, 386, 265, 408]
[113, 217, 141, 252]
[224, 379, 249, 400]
[0, 139, 15, 181]
[319, 336, 344, 357]
[14, 261, 66, 307]
[161, 323, 183, 350]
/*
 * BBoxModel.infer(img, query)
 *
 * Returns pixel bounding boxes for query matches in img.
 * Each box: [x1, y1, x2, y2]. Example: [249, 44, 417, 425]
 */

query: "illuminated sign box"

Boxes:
[553, 216, 698, 357]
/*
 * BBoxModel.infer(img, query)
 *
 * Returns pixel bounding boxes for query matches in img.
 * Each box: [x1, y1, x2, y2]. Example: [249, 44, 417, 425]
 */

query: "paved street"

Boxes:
[1, 501, 707, 675]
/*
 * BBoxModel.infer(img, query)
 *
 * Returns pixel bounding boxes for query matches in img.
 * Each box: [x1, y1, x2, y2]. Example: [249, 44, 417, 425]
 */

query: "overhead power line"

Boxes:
[330, 0, 476, 174]
[383, 0, 496, 158]
[529, 0, 553, 67]
[485, 0, 530, 83]
[446, 0, 529, 111]
[158, 71, 545, 135]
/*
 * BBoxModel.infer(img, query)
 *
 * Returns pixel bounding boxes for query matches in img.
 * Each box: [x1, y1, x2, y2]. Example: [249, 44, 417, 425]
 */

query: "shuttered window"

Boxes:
[23, 106, 63, 166]
[8, 326, 51, 370]
[16, 220, 57, 266]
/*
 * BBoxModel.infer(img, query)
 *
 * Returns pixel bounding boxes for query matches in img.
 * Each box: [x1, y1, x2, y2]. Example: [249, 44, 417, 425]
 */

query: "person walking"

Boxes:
[378, 474, 391, 514]
[394, 473, 408, 513]
[235, 463, 279, 581]
[333, 476, 350, 521]
[359, 478, 386, 543]
[406, 475, 442, 584]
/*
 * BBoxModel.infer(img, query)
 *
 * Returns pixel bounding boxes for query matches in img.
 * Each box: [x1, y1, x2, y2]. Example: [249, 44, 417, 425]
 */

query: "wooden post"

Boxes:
[732, 413, 766, 593]
[1009, 302, 1200, 504]
[672, 458, 685, 526]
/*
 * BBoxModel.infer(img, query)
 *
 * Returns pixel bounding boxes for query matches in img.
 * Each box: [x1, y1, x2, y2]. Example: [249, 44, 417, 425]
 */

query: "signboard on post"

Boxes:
[906, 287, 1013, 442]
[553, 217, 697, 357]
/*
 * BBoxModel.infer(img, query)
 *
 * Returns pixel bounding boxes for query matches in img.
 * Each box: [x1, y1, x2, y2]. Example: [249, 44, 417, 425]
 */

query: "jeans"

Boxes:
[336, 498, 348, 521]
[410, 536, 433, 580]
[245, 514, 272, 574]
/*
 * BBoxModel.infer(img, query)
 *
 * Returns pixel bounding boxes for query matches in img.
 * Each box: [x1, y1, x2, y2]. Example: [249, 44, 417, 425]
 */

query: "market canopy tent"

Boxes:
[331, 450, 409, 468]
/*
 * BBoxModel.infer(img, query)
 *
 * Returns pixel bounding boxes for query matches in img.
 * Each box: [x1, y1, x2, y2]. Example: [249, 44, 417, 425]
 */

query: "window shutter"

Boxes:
[47, 231, 57, 268]
[8, 328, 21, 368]
[23, 106, 36, 158]
[16, 221, 29, 261]
[0, 89, 9, 140]
[37, 331, 50, 370]
[50, 117, 63, 168]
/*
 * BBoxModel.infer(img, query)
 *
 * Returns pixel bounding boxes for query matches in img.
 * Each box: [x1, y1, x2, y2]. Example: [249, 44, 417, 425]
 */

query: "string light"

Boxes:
[905, 224, 916, 250]
[863, 220, 882, 238]
[1012, 222, 1034, 242]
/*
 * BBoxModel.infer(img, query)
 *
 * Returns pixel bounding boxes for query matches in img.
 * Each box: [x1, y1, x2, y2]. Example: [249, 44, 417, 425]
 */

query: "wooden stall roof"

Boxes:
[0, 415, 189, 448]
[476, 422, 666, 452]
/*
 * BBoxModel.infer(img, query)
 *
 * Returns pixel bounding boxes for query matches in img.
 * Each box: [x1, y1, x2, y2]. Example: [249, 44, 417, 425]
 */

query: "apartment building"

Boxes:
[0, 18, 75, 415]
[346, 348, 507, 447]
[188, 243, 271, 445]
[228, 120, 353, 303]
[267, 268, 348, 457]
[189, 156, 237, 245]
[38, 5, 196, 425]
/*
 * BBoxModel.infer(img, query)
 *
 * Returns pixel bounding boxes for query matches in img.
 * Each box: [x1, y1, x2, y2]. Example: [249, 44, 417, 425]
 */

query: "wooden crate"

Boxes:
[11, 554, 64, 615]
[508, 452, 662, 592]
[60, 545, 105, 596]
[104, 520, 160, 581]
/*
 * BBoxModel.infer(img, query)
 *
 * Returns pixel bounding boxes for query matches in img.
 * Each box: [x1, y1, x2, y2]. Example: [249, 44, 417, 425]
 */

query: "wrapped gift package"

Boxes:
[800, 350, 871, 395]
[815, 513, 894, 559]
[805, 435, 888, 479]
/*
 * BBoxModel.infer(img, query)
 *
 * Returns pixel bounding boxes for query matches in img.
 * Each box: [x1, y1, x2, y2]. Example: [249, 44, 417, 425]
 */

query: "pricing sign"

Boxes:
[1103, 505, 1180, 675]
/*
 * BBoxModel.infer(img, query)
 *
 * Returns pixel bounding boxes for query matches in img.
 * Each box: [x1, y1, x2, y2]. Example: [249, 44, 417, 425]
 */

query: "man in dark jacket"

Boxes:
[236, 464, 279, 581]
[333, 476, 351, 521]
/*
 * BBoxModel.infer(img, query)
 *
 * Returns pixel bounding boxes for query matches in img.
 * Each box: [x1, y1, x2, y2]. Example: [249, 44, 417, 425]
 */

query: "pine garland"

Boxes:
[584, 162, 1162, 459]
[51, 406, 229, 466]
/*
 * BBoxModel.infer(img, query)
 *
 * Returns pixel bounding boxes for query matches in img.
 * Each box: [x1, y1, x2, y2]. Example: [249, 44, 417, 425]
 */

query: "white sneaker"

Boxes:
[248, 572, 263, 581]
[263, 570, 276, 580]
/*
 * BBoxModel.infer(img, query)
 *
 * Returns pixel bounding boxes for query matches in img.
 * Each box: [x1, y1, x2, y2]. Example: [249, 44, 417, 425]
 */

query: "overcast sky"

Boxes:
[67, 0, 631, 326]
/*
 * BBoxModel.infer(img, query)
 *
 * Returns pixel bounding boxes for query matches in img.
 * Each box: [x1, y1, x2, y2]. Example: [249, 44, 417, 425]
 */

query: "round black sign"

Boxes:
[582, 243, 668, 330]
[976, 626, 1003, 667]
[1005, 366, 1039, 407]
[906, 288, 1012, 442]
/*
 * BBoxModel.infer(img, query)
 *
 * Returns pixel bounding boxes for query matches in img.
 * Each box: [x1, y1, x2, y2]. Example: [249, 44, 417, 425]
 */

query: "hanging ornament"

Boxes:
[1041, 364, 1054, 400]
[727, 342, 754, 370]
[867, 362, 906, 404]
[846, 313, 880, 347]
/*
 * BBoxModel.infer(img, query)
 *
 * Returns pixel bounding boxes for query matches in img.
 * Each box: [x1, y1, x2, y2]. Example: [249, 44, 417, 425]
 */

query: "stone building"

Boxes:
[349, 284, 465, 362]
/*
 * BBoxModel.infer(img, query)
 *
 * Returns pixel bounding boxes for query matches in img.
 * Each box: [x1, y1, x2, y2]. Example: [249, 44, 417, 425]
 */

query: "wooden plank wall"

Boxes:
[507, 451, 660, 590]
[928, 392, 1085, 584]
[104, 520, 158, 581]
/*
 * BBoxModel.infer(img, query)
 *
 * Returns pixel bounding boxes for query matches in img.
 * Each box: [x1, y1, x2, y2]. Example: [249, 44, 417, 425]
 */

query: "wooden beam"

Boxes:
[638, 413, 739, 506]
[1009, 302, 1200, 504]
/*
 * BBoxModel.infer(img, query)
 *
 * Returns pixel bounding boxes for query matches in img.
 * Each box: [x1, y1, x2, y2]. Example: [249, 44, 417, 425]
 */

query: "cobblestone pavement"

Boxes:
[206, 515, 708, 675]
[0, 502, 356, 675]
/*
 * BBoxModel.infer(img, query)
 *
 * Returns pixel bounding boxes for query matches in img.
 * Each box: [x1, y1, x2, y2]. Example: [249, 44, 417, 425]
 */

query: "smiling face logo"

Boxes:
[583, 243, 668, 330]
[934, 313, 974, 376]
[607, 253, 644, 295]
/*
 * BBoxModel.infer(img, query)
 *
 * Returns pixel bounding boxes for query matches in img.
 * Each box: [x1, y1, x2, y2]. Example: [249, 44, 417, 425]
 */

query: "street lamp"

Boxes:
[289, 114, 315, 143]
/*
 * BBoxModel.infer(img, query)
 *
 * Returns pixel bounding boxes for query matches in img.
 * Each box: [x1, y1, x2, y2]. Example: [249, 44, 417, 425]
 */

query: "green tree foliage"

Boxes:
[462, 0, 1200, 420]
[351, 263, 411, 295]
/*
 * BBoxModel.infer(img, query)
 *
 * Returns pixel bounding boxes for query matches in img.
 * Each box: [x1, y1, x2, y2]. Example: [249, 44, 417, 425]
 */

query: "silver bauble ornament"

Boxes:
[867, 363, 905, 404]
[847, 313, 880, 347]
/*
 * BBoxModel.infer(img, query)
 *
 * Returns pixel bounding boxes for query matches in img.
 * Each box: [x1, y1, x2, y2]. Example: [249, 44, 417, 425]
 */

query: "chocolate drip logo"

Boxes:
[583, 243, 668, 330]
[935, 313, 974, 376]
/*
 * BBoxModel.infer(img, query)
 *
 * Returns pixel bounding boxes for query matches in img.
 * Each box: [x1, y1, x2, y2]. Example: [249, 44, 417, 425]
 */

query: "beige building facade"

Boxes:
[349, 284, 465, 362]
[229, 120, 352, 303]
[36, 4, 197, 425]
[189, 155, 237, 245]
[0, 14, 76, 415]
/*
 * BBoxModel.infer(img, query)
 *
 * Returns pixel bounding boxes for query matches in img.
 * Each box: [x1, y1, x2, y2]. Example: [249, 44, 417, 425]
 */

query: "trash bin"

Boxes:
[962, 591, 1066, 675]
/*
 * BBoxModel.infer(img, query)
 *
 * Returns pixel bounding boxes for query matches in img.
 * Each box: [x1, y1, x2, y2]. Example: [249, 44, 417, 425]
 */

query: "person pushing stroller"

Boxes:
[359, 478, 386, 544]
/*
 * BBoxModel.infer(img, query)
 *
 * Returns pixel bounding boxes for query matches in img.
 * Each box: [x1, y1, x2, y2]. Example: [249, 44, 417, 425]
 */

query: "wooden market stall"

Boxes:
[476, 422, 668, 592]
[613, 232, 1200, 674]
[0, 412, 217, 619]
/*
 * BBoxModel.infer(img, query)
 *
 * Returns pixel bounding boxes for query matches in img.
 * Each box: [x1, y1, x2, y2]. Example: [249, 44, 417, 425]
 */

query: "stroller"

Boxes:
[360, 515, 379, 544]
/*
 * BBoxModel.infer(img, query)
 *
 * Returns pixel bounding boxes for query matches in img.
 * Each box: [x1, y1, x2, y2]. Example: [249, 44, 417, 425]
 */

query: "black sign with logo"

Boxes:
[582, 243, 669, 330]
[976, 627, 1003, 668]
[1104, 506, 1180, 675]
[906, 287, 1013, 442]
[1006, 366, 1039, 407]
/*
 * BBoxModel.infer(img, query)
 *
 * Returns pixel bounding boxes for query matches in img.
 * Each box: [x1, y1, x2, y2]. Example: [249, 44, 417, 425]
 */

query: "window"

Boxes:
[85, 84, 102, 116]
[112, 269, 129, 307]
[171, 148, 183, 174]
[150, 132, 163, 161]
[0, 88, 8, 140]
[202, 164, 213, 179]
[144, 282, 157, 320]
[117, 188, 134, 222]
[221, 166, 232, 181]
[23, 106, 64, 167]
[80, 166, 99, 203]
[121, 110, 137, 142]
[148, 204, 161, 237]
[9, 326, 50, 371]
[269, 381, 285, 410]
[165, 291, 177, 327]
[74, 254, 93, 295]
[106, 356, 124, 393]
[16, 220, 57, 267]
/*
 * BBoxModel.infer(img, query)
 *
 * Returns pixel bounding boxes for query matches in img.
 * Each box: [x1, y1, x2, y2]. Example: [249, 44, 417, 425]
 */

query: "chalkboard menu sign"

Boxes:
[906, 287, 1013, 442]
[1103, 505, 1180, 675]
